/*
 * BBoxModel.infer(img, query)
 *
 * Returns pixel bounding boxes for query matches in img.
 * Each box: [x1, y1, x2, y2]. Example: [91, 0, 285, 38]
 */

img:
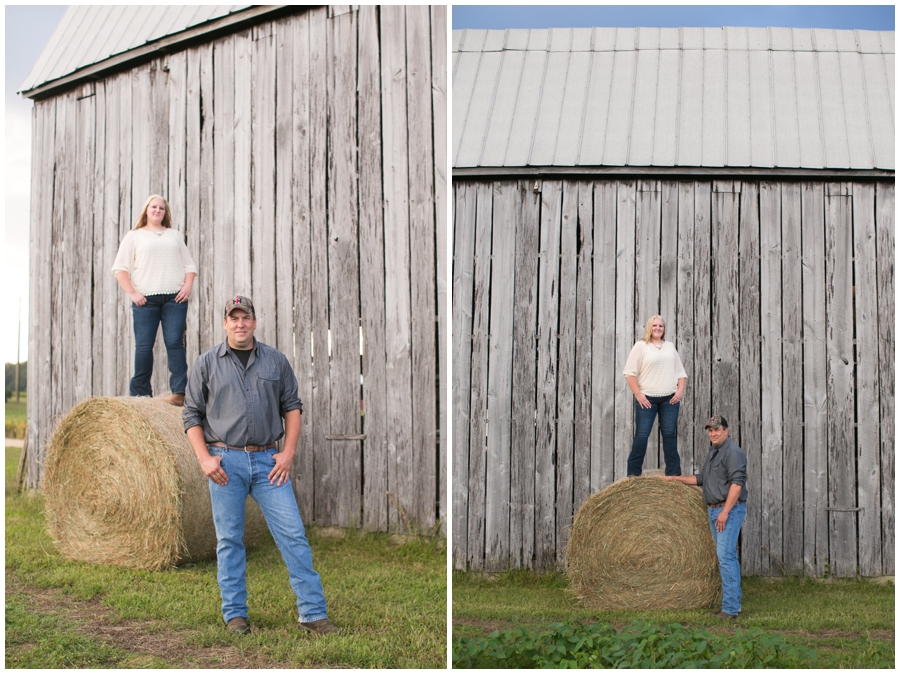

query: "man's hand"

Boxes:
[201, 453, 228, 485]
[716, 509, 729, 532]
[268, 451, 294, 486]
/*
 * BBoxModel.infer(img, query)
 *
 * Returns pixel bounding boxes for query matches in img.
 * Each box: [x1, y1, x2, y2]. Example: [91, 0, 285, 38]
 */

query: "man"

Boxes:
[663, 415, 747, 620]
[183, 295, 338, 636]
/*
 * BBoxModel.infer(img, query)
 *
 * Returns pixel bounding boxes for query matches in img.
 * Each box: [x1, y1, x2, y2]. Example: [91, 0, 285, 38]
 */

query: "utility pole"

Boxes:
[15, 296, 21, 403]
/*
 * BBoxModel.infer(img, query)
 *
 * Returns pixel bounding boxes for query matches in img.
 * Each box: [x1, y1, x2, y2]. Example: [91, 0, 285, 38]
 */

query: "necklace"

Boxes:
[651, 341, 664, 350]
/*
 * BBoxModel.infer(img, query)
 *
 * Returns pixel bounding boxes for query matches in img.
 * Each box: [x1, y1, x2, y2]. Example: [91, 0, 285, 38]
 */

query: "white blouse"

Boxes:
[111, 228, 197, 296]
[622, 341, 687, 397]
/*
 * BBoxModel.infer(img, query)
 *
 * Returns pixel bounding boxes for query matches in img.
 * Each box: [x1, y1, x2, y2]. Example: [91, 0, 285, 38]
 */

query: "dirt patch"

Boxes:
[6, 575, 293, 668]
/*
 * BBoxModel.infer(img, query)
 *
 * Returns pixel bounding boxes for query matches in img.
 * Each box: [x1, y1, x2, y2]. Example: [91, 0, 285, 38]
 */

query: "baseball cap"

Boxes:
[704, 415, 728, 429]
[224, 295, 255, 317]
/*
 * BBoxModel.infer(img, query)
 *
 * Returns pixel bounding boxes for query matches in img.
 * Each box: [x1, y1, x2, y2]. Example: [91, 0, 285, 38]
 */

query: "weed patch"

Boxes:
[453, 619, 819, 668]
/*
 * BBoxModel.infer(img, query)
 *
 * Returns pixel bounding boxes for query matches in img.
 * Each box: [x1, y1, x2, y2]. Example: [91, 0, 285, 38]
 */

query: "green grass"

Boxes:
[452, 569, 894, 668]
[6, 445, 447, 668]
[5, 394, 27, 438]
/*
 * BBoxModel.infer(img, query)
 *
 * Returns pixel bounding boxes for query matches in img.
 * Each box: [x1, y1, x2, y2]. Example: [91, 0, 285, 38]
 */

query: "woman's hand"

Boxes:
[634, 392, 651, 409]
[175, 283, 193, 303]
[129, 291, 147, 306]
[670, 389, 683, 404]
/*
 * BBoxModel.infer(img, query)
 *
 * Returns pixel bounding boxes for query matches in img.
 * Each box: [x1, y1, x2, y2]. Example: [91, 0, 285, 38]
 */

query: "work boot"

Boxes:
[167, 393, 185, 407]
[226, 616, 251, 634]
[712, 610, 738, 620]
[299, 618, 339, 636]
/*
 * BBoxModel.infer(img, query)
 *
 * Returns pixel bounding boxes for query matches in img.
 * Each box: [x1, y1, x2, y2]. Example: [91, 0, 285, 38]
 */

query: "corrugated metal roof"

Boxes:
[453, 27, 895, 171]
[19, 5, 253, 94]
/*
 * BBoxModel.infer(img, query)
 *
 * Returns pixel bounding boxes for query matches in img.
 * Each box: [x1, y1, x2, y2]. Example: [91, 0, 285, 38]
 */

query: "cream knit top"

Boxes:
[622, 341, 688, 397]
[111, 228, 197, 295]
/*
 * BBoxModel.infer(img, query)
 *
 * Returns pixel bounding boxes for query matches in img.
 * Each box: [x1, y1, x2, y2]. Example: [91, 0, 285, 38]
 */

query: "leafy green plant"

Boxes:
[453, 619, 819, 669]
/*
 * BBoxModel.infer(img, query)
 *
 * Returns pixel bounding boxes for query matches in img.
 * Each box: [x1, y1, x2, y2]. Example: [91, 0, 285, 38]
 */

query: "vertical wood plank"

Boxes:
[852, 182, 881, 576]
[692, 183, 712, 470]
[801, 181, 828, 576]
[59, 92, 77, 414]
[290, 11, 316, 520]
[485, 182, 516, 570]
[117, 73, 134, 398]
[510, 180, 540, 568]
[825, 183, 857, 577]
[431, 4, 448, 534]
[591, 181, 617, 491]
[738, 181, 763, 575]
[614, 180, 636, 481]
[759, 181, 783, 575]
[573, 182, 594, 510]
[101, 78, 121, 398]
[535, 180, 562, 570]
[212, 34, 235, 341]
[251, 25, 277, 347]
[184, 47, 202, 364]
[232, 30, 252, 297]
[274, 17, 295, 364]
[327, 8, 362, 527]
[781, 182, 804, 573]
[380, 5, 413, 532]
[90, 83, 107, 397]
[358, 5, 388, 532]
[466, 183, 492, 568]
[195, 43, 216, 354]
[309, 8, 332, 524]
[875, 182, 894, 576]
[407, 5, 437, 531]
[675, 181, 696, 476]
[87, 82, 106, 396]
[711, 181, 740, 425]
[452, 183, 477, 568]
[555, 181, 578, 565]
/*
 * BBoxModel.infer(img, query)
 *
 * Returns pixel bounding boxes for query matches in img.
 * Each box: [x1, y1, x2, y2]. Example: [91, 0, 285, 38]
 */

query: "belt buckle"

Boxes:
[243, 445, 250, 453]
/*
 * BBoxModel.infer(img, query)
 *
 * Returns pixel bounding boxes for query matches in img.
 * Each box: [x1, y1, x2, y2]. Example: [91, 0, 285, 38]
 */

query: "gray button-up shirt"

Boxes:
[183, 339, 303, 447]
[694, 436, 748, 505]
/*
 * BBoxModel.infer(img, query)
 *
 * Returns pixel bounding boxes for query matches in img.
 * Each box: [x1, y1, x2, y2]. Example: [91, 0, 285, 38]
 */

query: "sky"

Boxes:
[5, 5, 67, 365]
[452, 5, 895, 30]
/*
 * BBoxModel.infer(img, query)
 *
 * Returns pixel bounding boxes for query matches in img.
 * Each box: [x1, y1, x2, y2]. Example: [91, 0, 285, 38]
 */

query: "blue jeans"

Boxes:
[207, 446, 328, 624]
[627, 394, 681, 476]
[131, 294, 188, 396]
[709, 502, 746, 615]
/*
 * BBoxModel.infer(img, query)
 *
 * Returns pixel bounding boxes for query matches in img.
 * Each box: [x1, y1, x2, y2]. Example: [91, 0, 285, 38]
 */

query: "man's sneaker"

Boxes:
[226, 616, 251, 634]
[712, 610, 739, 620]
[299, 618, 339, 636]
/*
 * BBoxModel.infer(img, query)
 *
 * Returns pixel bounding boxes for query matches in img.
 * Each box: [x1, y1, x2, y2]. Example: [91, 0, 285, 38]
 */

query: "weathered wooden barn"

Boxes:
[22, 5, 448, 535]
[452, 26, 894, 575]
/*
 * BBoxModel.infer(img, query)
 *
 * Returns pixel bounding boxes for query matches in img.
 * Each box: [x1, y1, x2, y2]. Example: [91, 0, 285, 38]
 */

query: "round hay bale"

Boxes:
[567, 476, 721, 610]
[44, 397, 268, 570]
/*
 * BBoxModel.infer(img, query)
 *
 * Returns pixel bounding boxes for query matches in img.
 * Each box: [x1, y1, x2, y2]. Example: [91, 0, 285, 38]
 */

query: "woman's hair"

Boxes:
[133, 194, 172, 230]
[642, 315, 666, 343]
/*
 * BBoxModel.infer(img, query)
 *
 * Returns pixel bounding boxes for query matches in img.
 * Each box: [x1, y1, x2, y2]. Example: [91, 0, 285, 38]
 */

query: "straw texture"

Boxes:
[567, 476, 722, 610]
[44, 397, 267, 570]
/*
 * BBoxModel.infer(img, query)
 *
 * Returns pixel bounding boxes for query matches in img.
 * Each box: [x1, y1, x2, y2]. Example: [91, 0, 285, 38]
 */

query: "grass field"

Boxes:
[5, 394, 27, 438]
[6, 445, 448, 668]
[453, 568, 893, 668]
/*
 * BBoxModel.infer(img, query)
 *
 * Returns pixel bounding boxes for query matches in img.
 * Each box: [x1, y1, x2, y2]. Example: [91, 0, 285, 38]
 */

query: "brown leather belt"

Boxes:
[708, 500, 746, 508]
[209, 442, 275, 453]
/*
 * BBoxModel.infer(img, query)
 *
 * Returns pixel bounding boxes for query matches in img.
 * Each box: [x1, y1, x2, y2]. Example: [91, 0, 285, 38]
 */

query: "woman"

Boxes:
[623, 315, 687, 476]
[112, 195, 197, 406]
